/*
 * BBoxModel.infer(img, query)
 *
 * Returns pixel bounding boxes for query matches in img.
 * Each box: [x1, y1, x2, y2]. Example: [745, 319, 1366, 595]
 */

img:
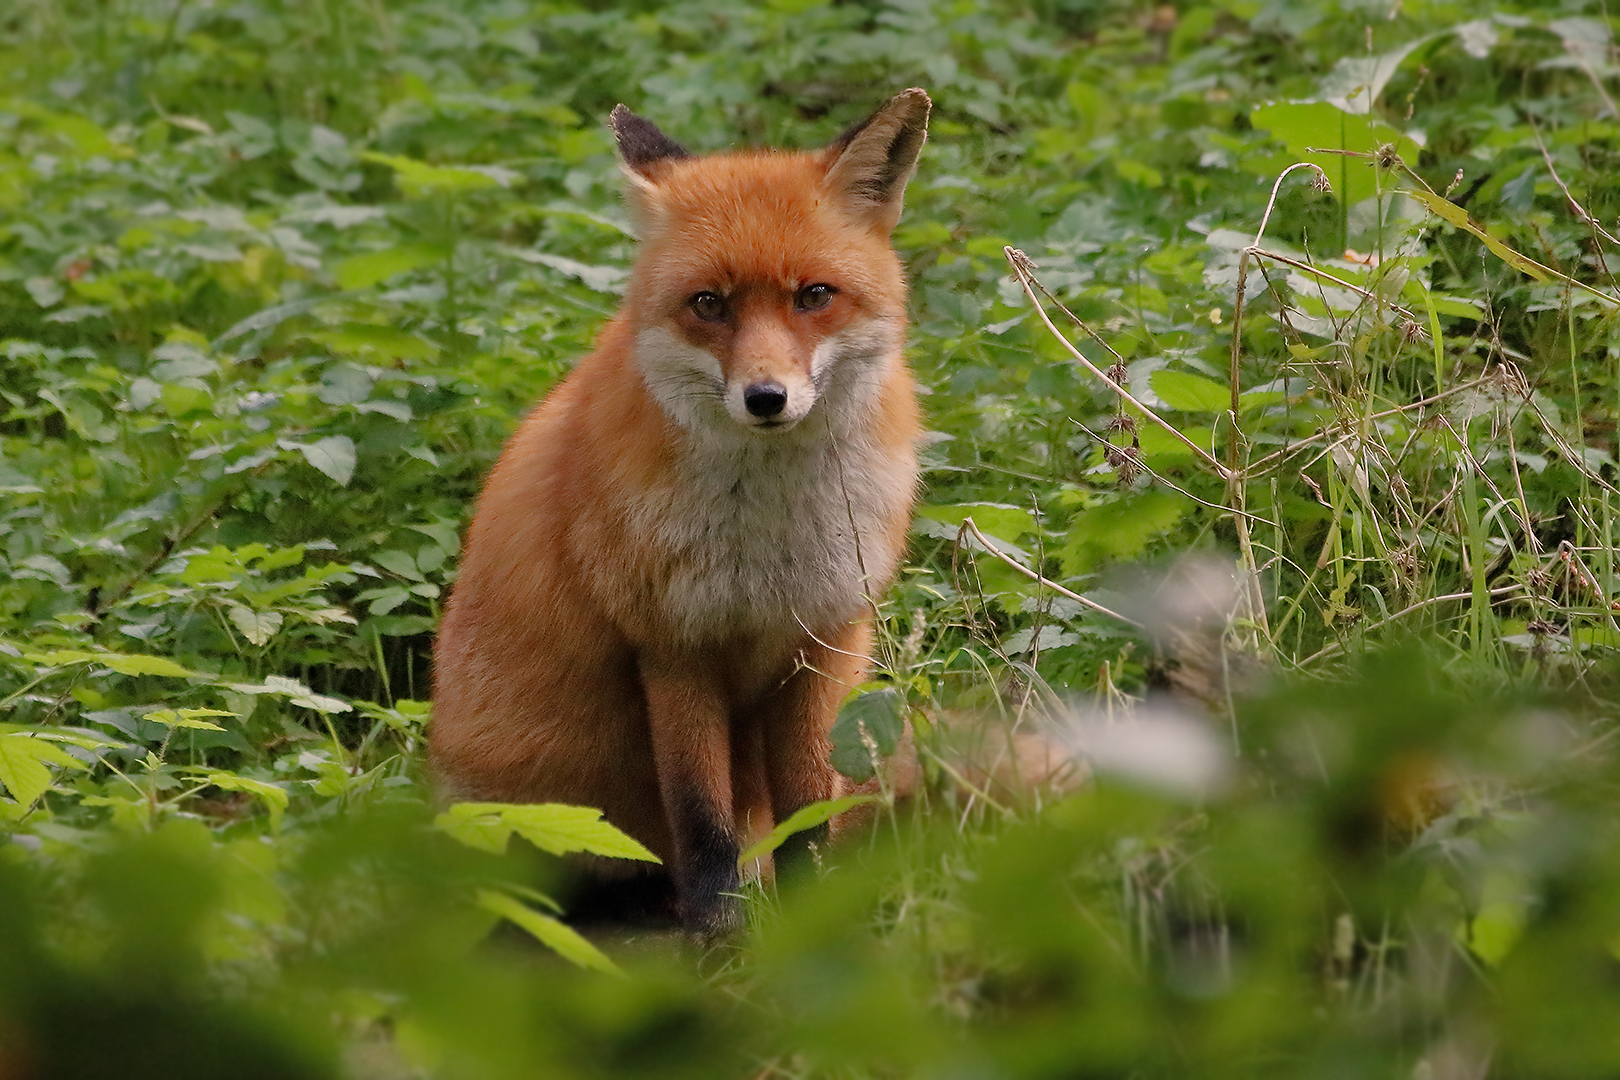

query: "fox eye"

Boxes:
[795, 283, 837, 312]
[689, 291, 729, 322]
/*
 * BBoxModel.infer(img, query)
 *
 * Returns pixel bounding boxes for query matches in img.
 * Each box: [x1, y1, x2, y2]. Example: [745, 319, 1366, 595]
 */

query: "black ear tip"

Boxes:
[610, 104, 691, 170]
[608, 103, 640, 140]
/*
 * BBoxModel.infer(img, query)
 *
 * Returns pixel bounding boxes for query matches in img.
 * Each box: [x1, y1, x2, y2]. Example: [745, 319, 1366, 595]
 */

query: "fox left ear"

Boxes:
[823, 88, 931, 233]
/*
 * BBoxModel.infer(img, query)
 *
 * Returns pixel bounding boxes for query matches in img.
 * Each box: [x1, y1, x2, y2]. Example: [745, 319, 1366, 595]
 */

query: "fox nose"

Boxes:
[743, 381, 788, 418]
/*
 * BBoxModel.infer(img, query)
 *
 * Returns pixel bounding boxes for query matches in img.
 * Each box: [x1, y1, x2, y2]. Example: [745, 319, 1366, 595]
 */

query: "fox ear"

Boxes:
[823, 88, 930, 233]
[610, 105, 689, 187]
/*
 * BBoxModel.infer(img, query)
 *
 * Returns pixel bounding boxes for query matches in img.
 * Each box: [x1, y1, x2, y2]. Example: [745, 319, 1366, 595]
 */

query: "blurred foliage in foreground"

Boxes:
[5, 650, 1620, 1078]
[4, 0, 1620, 1074]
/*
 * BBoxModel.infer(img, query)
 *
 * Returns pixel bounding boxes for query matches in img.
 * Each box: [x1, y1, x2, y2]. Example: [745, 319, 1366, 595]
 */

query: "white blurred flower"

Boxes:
[1055, 699, 1231, 800]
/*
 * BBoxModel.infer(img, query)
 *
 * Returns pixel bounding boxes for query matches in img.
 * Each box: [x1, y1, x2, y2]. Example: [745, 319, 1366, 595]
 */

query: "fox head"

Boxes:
[610, 90, 929, 436]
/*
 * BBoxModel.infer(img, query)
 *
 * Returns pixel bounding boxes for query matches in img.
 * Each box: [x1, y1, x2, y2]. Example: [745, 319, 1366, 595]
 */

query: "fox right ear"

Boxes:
[610, 105, 690, 186]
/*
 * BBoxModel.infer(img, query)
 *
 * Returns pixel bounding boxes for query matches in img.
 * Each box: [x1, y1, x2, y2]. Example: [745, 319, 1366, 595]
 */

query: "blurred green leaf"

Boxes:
[1149, 369, 1230, 412]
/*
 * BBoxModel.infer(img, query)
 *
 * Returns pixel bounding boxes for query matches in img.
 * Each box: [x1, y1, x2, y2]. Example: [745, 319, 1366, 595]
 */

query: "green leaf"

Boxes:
[1315, 38, 1429, 115]
[193, 770, 290, 831]
[737, 794, 880, 866]
[360, 151, 517, 197]
[296, 436, 357, 486]
[434, 803, 660, 862]
[435, 811, 513, 854]
[228, 606, 283, 646]
[331, 243, 448, 290]
[915, 503, 1036, 550]
[1149, 369, 1231, 412]
[229, 675, 352, 714]
[830, 687, 906, 783]
[476, 889, 622, 975]
[142, 708, 235, 731]
[511, 250, 627, 294]
[0, 725, 129, 751]
[372, 550, 425, 581]
[0, 733, 87, 807]
[1402, 188, 1554, 283]
[308, 323, 441, 360]
[24, 649, 196, 679]
[1060, 489, 1189, 575]
[1249, 100, 1422, 208]
[1138, 423, 1212, 463]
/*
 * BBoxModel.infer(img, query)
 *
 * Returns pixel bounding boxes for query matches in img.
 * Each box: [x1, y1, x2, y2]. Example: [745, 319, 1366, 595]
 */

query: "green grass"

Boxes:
[3, 0, 1620, 1076]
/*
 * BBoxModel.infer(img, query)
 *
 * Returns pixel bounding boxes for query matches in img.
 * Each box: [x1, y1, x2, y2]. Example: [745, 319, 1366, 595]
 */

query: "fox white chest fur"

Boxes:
[626, 324, 915, 640]
[431, 89, 930, 936]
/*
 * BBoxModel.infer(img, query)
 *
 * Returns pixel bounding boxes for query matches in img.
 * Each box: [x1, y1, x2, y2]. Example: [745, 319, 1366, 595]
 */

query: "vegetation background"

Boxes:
[3, 0, 1620, 1075]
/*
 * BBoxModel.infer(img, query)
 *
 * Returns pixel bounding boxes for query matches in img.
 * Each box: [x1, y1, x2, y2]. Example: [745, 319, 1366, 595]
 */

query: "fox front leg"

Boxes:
[640, 658, 744, 937]
[760, 624, 869, 878]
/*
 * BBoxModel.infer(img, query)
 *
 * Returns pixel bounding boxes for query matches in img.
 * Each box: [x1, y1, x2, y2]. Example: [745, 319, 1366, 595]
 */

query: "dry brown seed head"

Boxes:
[1106, 412, 1139, 435]
[1108, 443, 1144, 486]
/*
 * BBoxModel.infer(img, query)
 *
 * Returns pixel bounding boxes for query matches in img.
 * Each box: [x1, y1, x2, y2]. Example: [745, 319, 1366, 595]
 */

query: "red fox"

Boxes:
[430, 90, 929, 934]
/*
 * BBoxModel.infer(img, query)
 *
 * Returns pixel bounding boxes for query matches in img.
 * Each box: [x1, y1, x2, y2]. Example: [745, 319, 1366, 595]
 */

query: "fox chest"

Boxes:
[617, 438, 912, 641]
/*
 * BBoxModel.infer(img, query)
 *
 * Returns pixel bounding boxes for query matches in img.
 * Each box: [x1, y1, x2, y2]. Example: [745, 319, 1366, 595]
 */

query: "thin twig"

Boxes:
[1298, 584, 1529, 666]
[1529, 116, 1620, 246]
[956, 517, 1141, 628]
[1244, 375, 1497, 475]
[1247, 247, 1423, 324]
[1072, 421, 1280, 528]
[1004, 248, 1234, 481]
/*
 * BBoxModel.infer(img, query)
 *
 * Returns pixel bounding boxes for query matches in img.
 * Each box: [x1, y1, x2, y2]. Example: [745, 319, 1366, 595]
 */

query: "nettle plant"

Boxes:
[926, 16, 1620, 698]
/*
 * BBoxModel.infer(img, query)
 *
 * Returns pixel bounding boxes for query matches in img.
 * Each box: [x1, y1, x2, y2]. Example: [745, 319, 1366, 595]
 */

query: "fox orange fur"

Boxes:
[430, 90, 929, 934]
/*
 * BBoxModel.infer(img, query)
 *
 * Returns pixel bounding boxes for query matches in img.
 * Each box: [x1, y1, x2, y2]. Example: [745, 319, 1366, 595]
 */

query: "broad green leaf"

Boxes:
[194, 770, 290, 831]
[228, 606, 283, 646]
[0, 724, 129, 751]
[291, 436, 356, 486]
[1315, 37, 1429, 115]
[435, 803, 660, 862]
[332, 243, 447, 290]
[499, 804, 659, 862]
[1149, 369, 1231, 413]
[512, 250, 627, 294]
[1060, 489, 1189, 575]
[1238, 390, 1287, 411]
[1138, 423, 1213, 462]
[830, 687, 906, 782]
[308, 323, 441, 360]
[1250, 100, 1421, 208]
[229, 675, 352, 714]
[476, 889, 622, 975]
[738, 794, 880, 866]
[79, 793, 152, 831]
[915, 503, 1036, 545]
[360, 152, 517, 197]
[0, 733, 86, 806]
[372, 550, 426, 581]
[435, 811, 513, 854]
[24, 649, 196, 679]
[142, 708, 235, 731]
